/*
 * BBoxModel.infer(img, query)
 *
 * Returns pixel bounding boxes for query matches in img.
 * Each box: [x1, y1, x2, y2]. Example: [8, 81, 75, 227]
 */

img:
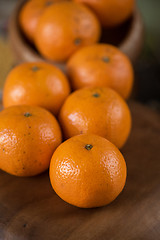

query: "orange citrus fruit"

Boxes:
[59, 87, 131, 149]
[34, 1, 101, 62]
[19, 0, 61, 42]
[0, 105, 62, 176]
[3, 62, 71, 116]
[73, 0, 135, 27]
[50, 134, 127, 208]
[67, 44, 134, 99]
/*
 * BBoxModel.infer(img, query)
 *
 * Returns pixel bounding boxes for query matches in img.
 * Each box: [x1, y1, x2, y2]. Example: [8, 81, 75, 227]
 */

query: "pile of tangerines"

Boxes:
[0, 0, 135, 208]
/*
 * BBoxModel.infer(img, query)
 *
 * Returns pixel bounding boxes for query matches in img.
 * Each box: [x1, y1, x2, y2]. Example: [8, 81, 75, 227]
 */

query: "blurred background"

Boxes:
[0, 0, 160, 110]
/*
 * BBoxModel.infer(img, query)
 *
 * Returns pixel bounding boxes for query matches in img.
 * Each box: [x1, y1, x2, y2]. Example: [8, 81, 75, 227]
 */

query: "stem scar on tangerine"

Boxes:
[85, 144, 93, 150]
[102, 56, 110, 63]
[32, 66, 40, 72]
[74, 38, 82, 46]
[92, 92, 100, 98]
[24, 112, 32, 117]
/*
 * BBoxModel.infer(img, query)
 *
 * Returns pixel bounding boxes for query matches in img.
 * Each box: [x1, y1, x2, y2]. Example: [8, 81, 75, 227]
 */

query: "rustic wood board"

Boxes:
[0, 101, 160, 240]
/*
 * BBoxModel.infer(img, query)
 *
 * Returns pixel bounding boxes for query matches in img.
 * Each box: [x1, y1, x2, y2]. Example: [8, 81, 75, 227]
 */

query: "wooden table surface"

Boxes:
[0, 101, 160, 240]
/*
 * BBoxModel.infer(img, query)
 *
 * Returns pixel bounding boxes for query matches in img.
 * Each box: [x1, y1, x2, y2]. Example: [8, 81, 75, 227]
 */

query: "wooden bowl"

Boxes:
[9, 0, 144, 73]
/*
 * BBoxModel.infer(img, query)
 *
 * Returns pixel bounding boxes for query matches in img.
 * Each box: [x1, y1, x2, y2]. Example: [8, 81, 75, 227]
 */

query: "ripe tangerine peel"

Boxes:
[19, 0, 62, 42]
[50, 134, 127, 208]
[34, 1, 101, 62]
[59, 87, 132, 149]
[73, 0, 135, 27]
[0, 105, 62, 176]
[3, 62, 71, 115]
[67, 44, 134, 99]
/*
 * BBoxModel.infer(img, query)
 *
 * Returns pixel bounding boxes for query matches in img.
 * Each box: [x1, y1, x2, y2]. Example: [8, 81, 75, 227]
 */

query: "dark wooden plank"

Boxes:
[0, 101, 160, 240]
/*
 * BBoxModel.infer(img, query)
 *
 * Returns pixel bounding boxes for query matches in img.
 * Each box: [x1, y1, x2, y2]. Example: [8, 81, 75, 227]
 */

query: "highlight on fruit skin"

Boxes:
[67, 44, 134, 100]
[0, 105, 62, 177]
[2, 62, 71, 116]
[59, 87, 132, 149]
[49, 134, 127, 208]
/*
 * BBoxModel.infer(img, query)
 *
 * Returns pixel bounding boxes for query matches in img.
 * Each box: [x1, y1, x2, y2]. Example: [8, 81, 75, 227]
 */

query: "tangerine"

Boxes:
[67, 44, 134, 99]
[0, 105, 62, 176]
[50, 134, 127, 208]
[3, 62, 71, 116]
[59, 87, 131, 148]
[34, 1, 101, 62]
[19, 0, 60, 42]
[73, 0, 135, 27]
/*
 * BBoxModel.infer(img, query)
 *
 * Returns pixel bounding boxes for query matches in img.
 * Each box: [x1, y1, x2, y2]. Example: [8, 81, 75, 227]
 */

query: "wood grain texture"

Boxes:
[0, 101, 160, 240]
